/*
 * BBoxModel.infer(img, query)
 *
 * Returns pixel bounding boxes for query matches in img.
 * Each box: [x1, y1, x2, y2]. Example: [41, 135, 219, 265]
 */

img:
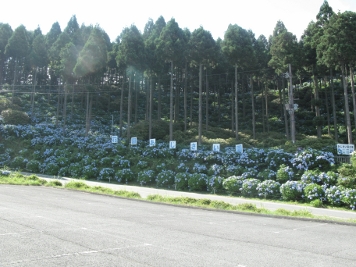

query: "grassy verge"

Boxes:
[1, 172, 356, 224]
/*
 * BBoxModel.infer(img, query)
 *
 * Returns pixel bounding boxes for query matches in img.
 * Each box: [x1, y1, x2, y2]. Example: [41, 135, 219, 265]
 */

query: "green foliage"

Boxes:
[188, 173, 207, 192]
[303, 183, 325, 202]
[26, 160, 40, 173]
[222, 175, 244, 195]
[137, 170, 155, 186]
[10, 156, 27, 169]
[276, 164, 294, 183]
[174, 172, 189, 191]
[337, 163, 356, 178]
[280, 181, 305, 201]
[241, 178, 260, 197]
[1, 109, 30, 125]
[156, 170, 175, 188]
[337, 176, 356, 189]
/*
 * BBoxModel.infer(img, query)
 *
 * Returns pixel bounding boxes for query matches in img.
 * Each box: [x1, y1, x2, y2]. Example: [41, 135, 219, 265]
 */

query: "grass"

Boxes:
[1, 172, 356, 224]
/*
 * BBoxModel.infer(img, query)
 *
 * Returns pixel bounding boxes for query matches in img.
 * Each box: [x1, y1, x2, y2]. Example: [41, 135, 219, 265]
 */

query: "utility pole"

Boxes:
[288, 64, 296, 143]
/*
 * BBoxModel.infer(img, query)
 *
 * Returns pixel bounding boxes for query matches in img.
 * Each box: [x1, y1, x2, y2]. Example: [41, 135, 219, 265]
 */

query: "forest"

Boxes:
[0, 0, 356, 145]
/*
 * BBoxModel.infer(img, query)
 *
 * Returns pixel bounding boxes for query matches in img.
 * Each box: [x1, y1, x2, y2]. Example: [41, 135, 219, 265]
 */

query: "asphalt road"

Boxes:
[1, 185, 356, 267]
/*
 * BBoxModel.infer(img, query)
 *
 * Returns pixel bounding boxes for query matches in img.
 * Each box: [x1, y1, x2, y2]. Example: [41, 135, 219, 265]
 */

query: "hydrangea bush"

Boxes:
[257, 180, 281, 199]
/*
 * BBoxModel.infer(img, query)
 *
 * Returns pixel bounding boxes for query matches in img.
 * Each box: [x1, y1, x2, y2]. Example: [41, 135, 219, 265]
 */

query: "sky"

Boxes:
[1, 0, 356, 42]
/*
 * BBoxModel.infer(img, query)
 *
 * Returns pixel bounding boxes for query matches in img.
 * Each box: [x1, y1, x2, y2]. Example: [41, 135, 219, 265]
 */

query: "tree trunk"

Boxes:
[323, 77, 331, 135]
[62, 85, 68, 135]
[250, 76, 255, 139]
[350, 66, 356, 129]
[184, 64, 188, 131]
[134, 74, 138, 124]
[205, 69, 209, 131]
[169, 61, 174, 141]
[281, 78, 289, 139]
[149, 77, 152, 139]
[198, 63, 203, 145]
[119, 74, 124, 137]
[85, 91, 90, 136]
[157, 76, 161, 120]
[235, 65, 238, 140]
[330, 69, 338, 142]
[127, 75, 132, 141]
[313, 75, 321, 138]
[265, 84, 269, 132]
[341, 64, 352, 144]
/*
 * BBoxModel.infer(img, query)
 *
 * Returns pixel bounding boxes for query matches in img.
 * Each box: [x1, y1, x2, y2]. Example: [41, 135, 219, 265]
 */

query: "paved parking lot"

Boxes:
[1, 185, 356, 266]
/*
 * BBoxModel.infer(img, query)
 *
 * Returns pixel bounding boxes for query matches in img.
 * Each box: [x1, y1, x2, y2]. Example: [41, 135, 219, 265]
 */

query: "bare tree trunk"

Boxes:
[134, 74, 138, 124]
[149, 77, 152, 139]
[157, 76, 161, 120]
[85, 90, 90, 136]
[184, 64, 188, 131]
[341, 64, 352, 144]
[350, 66, 356, 129]
[323, 77, 331, 135]
[119, 74, 124, 137]
[169, 61, 174, 141]
[330, 69, 338, 142]
[281, 79, 289, 139]
[313, 75, 321, 138]
[127, 75, 132, 141]
[235, 65, 238, 140]
[265, 84, 269, 132]
[62, 85, 68, 134]
[198, 63, 202, 145]
[205, 69, 209, 131]
[31, 68, 37, 120]
[250, 76, 255, 139]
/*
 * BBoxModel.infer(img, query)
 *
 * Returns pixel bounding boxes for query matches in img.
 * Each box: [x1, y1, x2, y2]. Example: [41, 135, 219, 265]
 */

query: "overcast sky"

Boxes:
[1, 0, 356, 42]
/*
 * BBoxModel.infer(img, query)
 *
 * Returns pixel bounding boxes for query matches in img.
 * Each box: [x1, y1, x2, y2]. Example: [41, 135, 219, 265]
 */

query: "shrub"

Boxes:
[257, 169, 277, 181]
[156, 170, 175, 188]
[188, 173, 208, 192]
[337, 176, 356, 189]
[341, 189, 356, 210]
[222, 176, 244, 195]
[276, 164, 294, 183]
[1, 109, 30, 125]
[291, 148, 334, 171]
[241, 178, 260, 197]
[301, 170, 321, 184]
[26, 160, 40, 173]
[303, 183, 325, 202]
[257, 180, 281, 199]
[174, 172, 190, 191]
[116, 168, 134, 183]
[280, 181, 305, 201]
[42, 162, 60, 175]
[207, 175, 224, 194]
[68, 163, 82, 178]
[82, 165, 99, 179]
[98, 168, 115, 181]
[337, 163, 356, 178]
[11, 156, 27, 170]
[325, 185, 345, 206]
[137, 170, 155, 186]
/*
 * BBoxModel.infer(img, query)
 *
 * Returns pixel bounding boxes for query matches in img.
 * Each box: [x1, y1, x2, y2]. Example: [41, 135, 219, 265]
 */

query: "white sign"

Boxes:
[169, 141, 176, 149]
[236, 144, 243, 153]
[190, 142, 197, 151]
[337, 144, 354, 155]
[212, 144, 220, 152]
[131, 137, 137, 145]
[149, 138, 156, 147]
[111, 135, 118, 144]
